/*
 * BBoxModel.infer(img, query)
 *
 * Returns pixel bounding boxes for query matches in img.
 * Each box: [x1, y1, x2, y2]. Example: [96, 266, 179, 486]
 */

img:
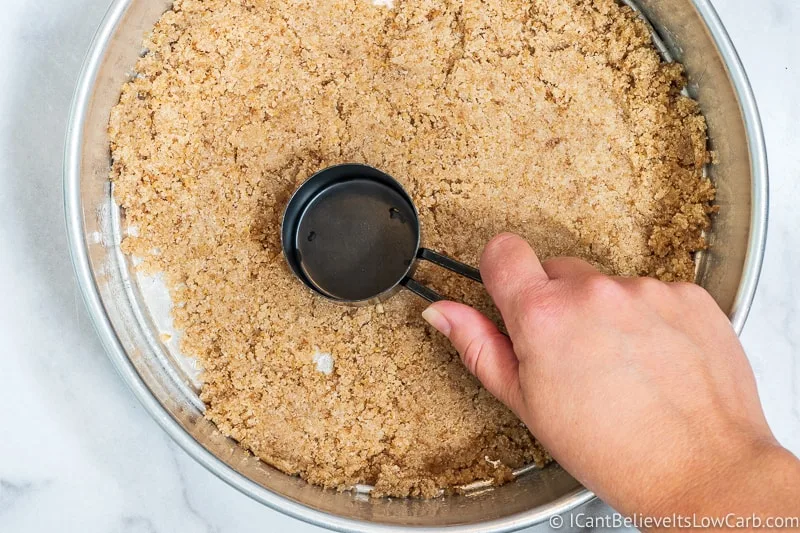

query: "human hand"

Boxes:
[422, 233, 800, 520]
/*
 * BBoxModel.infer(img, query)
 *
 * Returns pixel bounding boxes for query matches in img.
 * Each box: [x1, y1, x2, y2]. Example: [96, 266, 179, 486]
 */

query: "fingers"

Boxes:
[541, 257, 598, 279]
[422, 301, 524, 416]
[480, 233, 549, 313]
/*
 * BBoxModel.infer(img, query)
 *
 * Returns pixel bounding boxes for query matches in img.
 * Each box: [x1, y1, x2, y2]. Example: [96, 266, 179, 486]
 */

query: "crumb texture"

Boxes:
[110, 0, 714, 498]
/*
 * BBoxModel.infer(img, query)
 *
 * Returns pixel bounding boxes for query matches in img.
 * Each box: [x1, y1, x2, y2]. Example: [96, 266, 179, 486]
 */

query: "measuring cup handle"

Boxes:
[402, 277, 443, 303]
[404, 249, 509, 335]
[417, 248, 483, 283]
[400, 248, 483, 303]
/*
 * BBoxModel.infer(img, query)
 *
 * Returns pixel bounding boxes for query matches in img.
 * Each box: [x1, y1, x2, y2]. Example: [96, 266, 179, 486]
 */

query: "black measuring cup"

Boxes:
[281, 164, 483, 304]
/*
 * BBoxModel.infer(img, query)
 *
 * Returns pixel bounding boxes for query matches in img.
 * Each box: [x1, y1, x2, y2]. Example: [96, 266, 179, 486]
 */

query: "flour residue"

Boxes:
[312, 348, 335, 375]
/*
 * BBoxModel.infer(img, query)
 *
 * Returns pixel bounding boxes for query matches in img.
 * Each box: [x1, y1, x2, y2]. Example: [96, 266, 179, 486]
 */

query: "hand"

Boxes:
[422, 233, 800, 520]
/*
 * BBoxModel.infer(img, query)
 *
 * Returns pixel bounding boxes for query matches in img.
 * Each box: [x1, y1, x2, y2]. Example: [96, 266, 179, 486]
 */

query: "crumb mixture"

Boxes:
[110, 0, 715, 497]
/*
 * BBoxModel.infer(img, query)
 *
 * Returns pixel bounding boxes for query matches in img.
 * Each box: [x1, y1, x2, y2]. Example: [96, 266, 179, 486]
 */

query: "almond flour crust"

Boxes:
[110, 0, 715, 498]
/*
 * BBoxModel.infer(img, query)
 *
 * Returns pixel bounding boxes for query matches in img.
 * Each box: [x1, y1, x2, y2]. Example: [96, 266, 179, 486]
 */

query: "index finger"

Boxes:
[480, 233, 549, 314]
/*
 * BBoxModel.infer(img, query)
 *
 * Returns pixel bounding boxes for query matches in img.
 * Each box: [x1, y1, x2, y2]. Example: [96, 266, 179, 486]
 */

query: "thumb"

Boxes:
[422, 301, 524, 416]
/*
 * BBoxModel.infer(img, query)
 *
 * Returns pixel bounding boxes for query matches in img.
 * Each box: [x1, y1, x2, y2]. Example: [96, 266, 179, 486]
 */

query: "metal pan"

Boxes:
[64, 0, 768, 531]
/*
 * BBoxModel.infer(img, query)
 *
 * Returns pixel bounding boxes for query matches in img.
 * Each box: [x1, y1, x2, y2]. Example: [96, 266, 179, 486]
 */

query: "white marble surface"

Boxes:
[0, 0, 798, 531]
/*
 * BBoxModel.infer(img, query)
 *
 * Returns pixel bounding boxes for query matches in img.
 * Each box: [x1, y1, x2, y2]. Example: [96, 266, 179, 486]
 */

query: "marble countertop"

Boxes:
[1, 0, 797, 531]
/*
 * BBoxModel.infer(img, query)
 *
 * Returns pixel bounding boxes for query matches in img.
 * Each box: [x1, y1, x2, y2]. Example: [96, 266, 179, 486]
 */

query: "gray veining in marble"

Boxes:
[0, 0, 797, 531]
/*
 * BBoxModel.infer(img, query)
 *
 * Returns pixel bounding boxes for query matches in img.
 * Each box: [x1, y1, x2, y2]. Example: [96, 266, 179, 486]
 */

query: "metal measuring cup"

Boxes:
[280, 164, 483, 304]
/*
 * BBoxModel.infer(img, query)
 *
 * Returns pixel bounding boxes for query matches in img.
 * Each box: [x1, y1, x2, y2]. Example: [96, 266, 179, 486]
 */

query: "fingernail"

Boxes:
[422, 306, 452, 337]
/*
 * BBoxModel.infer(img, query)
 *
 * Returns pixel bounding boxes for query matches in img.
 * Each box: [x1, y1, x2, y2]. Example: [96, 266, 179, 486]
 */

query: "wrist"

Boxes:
[650, 438, 800, 523]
